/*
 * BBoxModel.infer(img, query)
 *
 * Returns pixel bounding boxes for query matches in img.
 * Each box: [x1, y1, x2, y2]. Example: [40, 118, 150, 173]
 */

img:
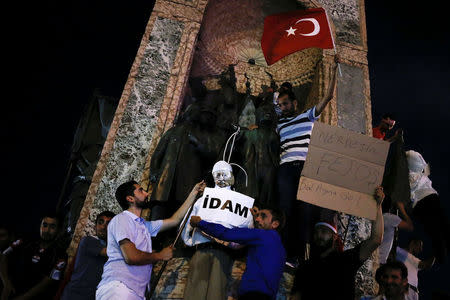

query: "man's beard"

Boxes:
[135, 199, 149, 209]
[311, 238, 334, 256]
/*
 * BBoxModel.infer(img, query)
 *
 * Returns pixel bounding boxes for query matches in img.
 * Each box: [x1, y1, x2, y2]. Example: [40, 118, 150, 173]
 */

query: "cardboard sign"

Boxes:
[196, 187, 255, 228]
[298, 122, 390, 220]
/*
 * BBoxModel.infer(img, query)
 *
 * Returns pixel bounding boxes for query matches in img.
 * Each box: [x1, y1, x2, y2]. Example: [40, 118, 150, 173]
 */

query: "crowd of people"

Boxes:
[1, 55, 449, 300]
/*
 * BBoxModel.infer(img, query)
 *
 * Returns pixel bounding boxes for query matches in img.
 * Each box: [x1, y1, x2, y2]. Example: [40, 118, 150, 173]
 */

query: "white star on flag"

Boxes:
[285, 26, 297, 36]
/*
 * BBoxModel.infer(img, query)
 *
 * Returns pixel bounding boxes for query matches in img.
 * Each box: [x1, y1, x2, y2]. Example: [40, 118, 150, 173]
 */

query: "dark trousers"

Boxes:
[239, 291, 272, 300]
[413, 193, 450, 263]
[277, 161, 320, 258]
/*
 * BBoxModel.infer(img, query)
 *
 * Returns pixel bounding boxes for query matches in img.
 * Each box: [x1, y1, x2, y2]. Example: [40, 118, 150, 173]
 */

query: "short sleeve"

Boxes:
[145, 220, 163, 237]
[80, 236, 104, 257]
[308, 106, 320, 122]
[384, 213, 402, 228]
[109, 214, 135, 244]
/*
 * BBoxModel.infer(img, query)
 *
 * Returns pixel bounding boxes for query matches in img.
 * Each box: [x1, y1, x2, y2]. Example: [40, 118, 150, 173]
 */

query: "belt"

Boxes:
[195, 242, 229, 252]
[408, 284, 419, 294]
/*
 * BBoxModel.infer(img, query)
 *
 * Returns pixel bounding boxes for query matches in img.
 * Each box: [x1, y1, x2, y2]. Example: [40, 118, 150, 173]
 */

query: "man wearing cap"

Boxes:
[289, 186, 386, 300]
[181, 161, 254, 300]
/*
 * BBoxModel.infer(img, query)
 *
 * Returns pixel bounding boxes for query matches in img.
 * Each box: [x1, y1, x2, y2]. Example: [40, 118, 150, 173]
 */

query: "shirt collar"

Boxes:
[124, 210, 145, 224]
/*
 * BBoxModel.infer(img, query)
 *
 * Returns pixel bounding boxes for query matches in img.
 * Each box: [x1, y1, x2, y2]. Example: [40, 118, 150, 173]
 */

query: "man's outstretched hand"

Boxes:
[190, 216, 202, 227]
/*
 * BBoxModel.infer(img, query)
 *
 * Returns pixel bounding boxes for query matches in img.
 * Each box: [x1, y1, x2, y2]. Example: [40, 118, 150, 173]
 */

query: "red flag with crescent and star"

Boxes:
[261, 8, 334, 65]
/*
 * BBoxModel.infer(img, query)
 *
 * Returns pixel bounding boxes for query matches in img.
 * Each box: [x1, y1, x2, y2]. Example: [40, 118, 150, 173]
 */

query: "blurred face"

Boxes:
[278, 95, 297, 117]
[95, 216, 113, 241]
[254, 209, 278, 230]
[313, 225, 335, 251]
[131, 184, 149, 209]
[379, 118, 395, 131]
[381, 268, 407, 297]
[40, 217, 59, 242]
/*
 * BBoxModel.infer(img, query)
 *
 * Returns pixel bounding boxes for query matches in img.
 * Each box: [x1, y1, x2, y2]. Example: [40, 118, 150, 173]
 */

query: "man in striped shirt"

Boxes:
[276, 55, 339, 267]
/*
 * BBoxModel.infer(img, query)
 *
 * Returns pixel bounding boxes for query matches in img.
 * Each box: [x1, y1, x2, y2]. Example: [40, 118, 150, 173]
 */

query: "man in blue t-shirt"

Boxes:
[189, 206, 286, 300]
[61, 210, 115, 300]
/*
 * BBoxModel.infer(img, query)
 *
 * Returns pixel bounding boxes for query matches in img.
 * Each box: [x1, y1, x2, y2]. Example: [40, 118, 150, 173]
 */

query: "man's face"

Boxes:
[313, 225, 335, 251]
[40, 217, 59, 242]
[254, 209, 278, 230]
[379, 118, 395, 131]
[278, 95, 297, 117]
[131, 184, 149, 209]
[95, 216, 112, 241]
[381, 268, 407, 298]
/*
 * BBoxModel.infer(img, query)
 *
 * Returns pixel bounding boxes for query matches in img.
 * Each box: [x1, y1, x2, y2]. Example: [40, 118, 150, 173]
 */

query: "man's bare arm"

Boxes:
[315, 55, 339, 117]
[359, 186, 385, 261]
[99, 247, 107, 257]
[119, 239, 172, 265]
[396, 201, 414, 231]
[160, 181, 206, 232]
[419, 256, 435, 270]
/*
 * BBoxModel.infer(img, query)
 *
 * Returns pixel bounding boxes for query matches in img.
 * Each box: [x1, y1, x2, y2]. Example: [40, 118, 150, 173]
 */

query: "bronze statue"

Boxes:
[235, 103, 279, 207]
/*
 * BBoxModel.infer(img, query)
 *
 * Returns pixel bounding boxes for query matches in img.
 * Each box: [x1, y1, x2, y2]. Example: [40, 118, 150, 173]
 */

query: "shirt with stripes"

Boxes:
[277, 107, 319, 165]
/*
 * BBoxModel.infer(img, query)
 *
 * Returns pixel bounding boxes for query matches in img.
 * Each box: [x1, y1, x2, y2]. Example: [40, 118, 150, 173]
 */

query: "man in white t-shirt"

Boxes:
[396, 239, 435, 300]
[379, 200, 414, 264]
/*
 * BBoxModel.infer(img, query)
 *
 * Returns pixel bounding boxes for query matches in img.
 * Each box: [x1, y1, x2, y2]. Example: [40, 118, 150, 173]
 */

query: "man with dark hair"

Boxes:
[363, 261, 409, 300]
[60, 211, 115, 300]
[373, 113, 401, 142]
[96, 180, 206, 300]
[9, 213, 67, 299]
[290, 186, 385, 300]
[189, 205, 286, 300]
[277, 55, 339, 266]
[396, 238, 435, 300]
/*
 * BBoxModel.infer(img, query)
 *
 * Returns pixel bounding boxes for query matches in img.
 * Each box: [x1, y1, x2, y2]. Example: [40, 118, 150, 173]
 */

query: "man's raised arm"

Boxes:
[159, 181, 206, 232]
[314, 55, 339, 117]
[359, 186, 385, 261]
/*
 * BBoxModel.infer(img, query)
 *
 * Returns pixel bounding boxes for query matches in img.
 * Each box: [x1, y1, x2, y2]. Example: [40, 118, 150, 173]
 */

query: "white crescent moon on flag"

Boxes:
[294, 18, 320, 36]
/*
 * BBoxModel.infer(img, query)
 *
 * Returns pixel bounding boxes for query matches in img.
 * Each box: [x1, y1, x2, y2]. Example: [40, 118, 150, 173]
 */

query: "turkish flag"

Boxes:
[261, 8, 334, 65]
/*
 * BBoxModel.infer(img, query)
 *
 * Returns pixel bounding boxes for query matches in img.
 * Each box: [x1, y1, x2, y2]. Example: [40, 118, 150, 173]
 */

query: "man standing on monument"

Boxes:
[277, 55, 339, 266]
[95, 180, 206, 300]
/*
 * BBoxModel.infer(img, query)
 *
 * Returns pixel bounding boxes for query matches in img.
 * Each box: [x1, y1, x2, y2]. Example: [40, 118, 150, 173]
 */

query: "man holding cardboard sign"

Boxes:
[290, 186, 385, 300]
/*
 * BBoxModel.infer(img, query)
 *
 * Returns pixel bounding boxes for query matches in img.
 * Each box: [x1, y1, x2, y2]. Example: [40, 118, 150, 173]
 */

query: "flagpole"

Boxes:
[324, 9, 342, 77]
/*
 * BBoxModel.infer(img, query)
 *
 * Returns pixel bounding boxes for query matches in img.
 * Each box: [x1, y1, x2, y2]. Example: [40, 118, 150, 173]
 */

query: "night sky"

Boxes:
[3, 0, 449, 298]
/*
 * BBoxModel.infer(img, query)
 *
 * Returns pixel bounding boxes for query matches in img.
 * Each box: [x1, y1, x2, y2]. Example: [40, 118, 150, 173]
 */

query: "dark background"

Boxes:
[2, 0, 449, 298]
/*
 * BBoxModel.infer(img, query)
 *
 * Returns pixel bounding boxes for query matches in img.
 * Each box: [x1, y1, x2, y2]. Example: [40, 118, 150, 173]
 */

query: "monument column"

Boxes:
[67, 0, 209, 258]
